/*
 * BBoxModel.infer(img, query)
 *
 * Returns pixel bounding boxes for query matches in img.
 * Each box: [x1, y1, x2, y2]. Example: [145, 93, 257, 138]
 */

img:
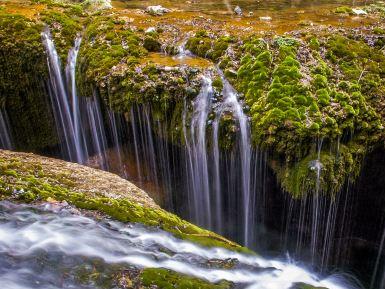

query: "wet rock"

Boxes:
[206, 258, 239, 269]
[115, 267, 143, 289]
[234, 6, 242, 16]
[146, 5, 170, 16]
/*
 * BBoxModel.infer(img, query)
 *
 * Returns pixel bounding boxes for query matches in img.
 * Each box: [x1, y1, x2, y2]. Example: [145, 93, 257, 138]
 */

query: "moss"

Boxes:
[373, 27, 385, 35]
[186, 33, 232, 62]
[290, 283, 328, 289]
[227, 32, 385, 196]
[141, 268, 233, 289]
[40, 10, 82, 62]
[212, 77, 223, 91]
[0, 154, 251, 253]
[334, 6, 353, 14]
[0, 11, 58, 151]
[274, 142, 364, 198]
[143, 36, 161, 52]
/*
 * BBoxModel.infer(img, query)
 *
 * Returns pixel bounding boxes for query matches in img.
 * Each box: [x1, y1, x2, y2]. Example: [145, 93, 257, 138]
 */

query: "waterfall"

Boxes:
[184, 75, 213, 228]
[0, 109, 13, 149]
[130, 106, 142, 181]
[83, 93, 109, 170]
[212, 117, 222, 233]
[42, 30, 87, 163]
[108, 110, 126, 177]
[65, 35, 88, 164]
[127, 105, 161, 198]
[43, 29, 111, 169]
[179, 72, 255, 244]
[214, 73, 252, 246]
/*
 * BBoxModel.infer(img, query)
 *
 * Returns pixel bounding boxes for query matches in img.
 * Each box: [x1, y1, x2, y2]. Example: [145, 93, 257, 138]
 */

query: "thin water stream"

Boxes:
[0, 109, 13, 149]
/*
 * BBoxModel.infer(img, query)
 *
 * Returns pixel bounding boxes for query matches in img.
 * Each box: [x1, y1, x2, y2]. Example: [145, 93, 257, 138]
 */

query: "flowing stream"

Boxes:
[0, 201, 355, 289]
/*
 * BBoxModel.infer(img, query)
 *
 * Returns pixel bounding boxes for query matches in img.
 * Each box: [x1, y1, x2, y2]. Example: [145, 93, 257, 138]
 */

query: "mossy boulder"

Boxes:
[0, 149, 250, 253]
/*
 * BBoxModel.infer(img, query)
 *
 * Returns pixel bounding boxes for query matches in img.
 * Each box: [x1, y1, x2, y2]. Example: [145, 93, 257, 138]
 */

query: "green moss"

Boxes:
[186, 32, 232, 62]
[334, 6, 353, 14]
[143, 36, 161, 52]
[0, 11, 58, 151]
[228, 32, 385, 196]
[141, 268, 233, 289]
[212, 77, 223, 91]
[274, 142, 364, 198]
[290, 283, 328, 289]
[40, 10, 82, 62]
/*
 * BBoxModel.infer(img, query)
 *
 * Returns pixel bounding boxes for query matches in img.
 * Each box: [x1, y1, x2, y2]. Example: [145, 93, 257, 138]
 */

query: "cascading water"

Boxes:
[107, 110, 126, 177]
[215, 73, 252, 246]
[184, 75, 213, 228]
[42, 30, 86, 163]
[65, 35, 88, 164]
[0, 109, 13, 149]
[83, 93, 109, 170]
[0, 201, 356, 289]
[43, 29, 111, 169]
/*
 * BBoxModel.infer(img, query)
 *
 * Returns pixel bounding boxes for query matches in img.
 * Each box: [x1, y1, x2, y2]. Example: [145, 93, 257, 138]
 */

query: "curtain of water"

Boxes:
[43, 29, 111, 167]
[221, 75, 252, 246]
[37, 31, 385, 286]
[107, 110, 126, 177]
[83, 93, 109, 170]
[0, 109, 13, 149]
[184, 75, 213, 228]
[43, 29, 81, 162]
[281, 141, 357, 273]
[65, 35, 88, 164]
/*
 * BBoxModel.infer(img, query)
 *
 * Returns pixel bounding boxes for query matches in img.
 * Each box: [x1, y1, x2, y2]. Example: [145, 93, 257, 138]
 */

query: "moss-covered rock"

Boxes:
[0, 149, 250, 252]
[141, 268, 233, 289]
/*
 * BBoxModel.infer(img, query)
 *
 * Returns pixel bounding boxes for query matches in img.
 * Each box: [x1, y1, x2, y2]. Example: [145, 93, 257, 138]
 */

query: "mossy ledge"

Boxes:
[0, 149, 250, 253]
[2, 0, 385, 198]
[185, 21, 385, 198]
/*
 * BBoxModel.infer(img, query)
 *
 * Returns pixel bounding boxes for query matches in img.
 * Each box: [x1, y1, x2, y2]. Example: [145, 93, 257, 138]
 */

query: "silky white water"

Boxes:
[0, 201, 355, 289]
[214, 72, 252, 246]
[185, 75, 213, 228]
[42, 30, 90, 163]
